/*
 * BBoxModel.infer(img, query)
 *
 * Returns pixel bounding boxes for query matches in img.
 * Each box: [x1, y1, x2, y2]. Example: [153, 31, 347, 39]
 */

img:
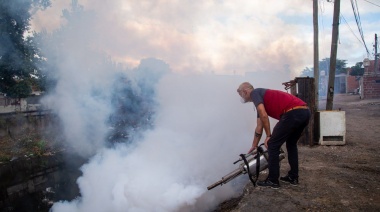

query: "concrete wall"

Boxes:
[0, 111, 85, 210]
[0, 153, 86, 210]
[0, 95, 46, 114]
[0, 111, 53, 139]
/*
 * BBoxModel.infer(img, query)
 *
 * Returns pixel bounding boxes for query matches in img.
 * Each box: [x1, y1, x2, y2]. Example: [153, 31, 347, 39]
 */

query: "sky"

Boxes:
[27, 0, 380, 211]
[31, 0, 380, 76]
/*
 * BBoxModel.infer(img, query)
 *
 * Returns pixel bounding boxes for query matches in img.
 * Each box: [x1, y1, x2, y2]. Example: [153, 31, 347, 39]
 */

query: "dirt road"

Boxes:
[216, 94, 380, 212]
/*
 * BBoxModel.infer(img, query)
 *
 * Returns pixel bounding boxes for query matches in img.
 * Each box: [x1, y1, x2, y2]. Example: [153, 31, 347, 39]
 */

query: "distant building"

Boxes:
[319, 71, 348, 96]
[345, 68, 360, 94]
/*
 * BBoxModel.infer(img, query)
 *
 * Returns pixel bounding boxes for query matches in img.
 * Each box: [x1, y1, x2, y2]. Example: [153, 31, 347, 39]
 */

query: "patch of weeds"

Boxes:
[0, 153, 12, 162]
[33, 140, 48, 156]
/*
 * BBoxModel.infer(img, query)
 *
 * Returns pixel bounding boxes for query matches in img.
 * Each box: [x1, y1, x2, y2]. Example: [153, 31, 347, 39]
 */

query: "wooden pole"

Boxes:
[313, 0, 319, 110]
[326, 0, 340, 110]
[375, 34, 378, 74]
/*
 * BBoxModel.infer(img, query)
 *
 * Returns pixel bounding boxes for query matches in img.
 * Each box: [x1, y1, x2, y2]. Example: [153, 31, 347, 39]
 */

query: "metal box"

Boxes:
[318, 111, 346, 145]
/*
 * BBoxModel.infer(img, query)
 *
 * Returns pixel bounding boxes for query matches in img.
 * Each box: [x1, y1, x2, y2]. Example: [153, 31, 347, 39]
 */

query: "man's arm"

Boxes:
[256, 103, 271, 148]
[248, 117, 263, 153]
[256, 104, 271, 136]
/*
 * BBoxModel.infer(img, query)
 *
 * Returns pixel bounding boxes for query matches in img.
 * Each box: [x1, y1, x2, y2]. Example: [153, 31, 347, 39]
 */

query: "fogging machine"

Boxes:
[207, 145, 285, 190]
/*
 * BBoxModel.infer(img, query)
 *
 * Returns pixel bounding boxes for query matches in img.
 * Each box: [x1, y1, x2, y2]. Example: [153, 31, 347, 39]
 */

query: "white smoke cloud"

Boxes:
[28, 0, 378, 211]
[50, 73, 263, 212]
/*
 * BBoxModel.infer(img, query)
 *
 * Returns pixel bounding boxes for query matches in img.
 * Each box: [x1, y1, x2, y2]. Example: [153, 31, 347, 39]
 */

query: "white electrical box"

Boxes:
[319, 111, 346, 145]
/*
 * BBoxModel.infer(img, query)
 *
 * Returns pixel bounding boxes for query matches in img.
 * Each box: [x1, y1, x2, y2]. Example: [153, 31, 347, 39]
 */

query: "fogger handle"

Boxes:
[233, 150, 256, 164]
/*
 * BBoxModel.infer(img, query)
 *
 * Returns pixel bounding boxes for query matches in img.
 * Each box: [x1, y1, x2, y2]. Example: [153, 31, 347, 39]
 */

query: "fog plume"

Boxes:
[32, 1, 292, 211]
[51, 73, 259, 211]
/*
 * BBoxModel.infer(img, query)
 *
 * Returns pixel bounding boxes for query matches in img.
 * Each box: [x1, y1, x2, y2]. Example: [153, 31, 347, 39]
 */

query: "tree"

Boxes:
[319, 58, 347, 75]
[7, 80, 32, 98]
[335, 59, 348, 75]
[299, 58, 348, 77]
[0, 0, 50, 98]
[349, 62, 364, 76]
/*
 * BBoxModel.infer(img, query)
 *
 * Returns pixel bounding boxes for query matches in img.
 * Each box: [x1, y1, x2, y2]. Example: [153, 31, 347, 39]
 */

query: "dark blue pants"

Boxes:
[267, 108, 311, 183]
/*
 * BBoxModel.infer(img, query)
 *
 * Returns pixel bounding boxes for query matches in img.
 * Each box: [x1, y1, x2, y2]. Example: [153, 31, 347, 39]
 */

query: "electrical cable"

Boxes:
[340, 14, 364, 46]
[361, 0, 380, 7]
[350, 0, 370, 55]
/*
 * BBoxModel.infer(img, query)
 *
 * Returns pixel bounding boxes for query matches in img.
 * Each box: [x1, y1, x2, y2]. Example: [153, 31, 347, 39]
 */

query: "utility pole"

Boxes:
[375, 34, 378, 74]
[326, 0, 340, 110]
[313, 0, 319, 110]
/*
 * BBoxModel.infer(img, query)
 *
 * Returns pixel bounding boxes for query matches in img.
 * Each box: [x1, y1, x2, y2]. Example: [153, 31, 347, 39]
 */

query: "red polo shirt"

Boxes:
[251, 88, 307, 120]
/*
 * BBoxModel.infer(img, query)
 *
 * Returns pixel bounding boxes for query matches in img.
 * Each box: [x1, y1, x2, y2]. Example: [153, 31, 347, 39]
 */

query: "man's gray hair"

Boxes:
[238, 82, 254, 92]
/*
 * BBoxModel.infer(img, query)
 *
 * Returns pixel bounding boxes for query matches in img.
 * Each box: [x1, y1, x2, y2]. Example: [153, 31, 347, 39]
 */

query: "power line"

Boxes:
[340, 14, 364, 45]
[361, 0, 380, 7]
[350, 0, 370, 55]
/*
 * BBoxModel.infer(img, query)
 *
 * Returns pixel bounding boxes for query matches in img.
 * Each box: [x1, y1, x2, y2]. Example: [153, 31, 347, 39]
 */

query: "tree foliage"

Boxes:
[300, 58, 348, 77]
[349, 62, 364, 76]
[0, 0, 50, 97]
[318, 58, 348, 75]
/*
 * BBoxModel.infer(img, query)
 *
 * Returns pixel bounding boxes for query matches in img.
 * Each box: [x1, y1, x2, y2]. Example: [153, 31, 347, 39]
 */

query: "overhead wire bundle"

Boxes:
[350, 0, 370, 56]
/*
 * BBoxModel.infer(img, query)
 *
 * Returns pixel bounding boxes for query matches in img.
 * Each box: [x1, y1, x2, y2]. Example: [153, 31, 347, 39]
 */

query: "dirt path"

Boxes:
[216, 94, 380, 212]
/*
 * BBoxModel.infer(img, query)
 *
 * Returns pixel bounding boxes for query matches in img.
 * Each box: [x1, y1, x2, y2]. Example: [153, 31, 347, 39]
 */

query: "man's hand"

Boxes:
[247, 146, 257, 154]
[264, 137, 271, 149]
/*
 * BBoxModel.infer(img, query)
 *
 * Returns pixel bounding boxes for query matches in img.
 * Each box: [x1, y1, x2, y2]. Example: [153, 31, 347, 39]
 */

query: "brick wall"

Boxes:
[346, 75, 359, 93]
[363, 75, 380, 99]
